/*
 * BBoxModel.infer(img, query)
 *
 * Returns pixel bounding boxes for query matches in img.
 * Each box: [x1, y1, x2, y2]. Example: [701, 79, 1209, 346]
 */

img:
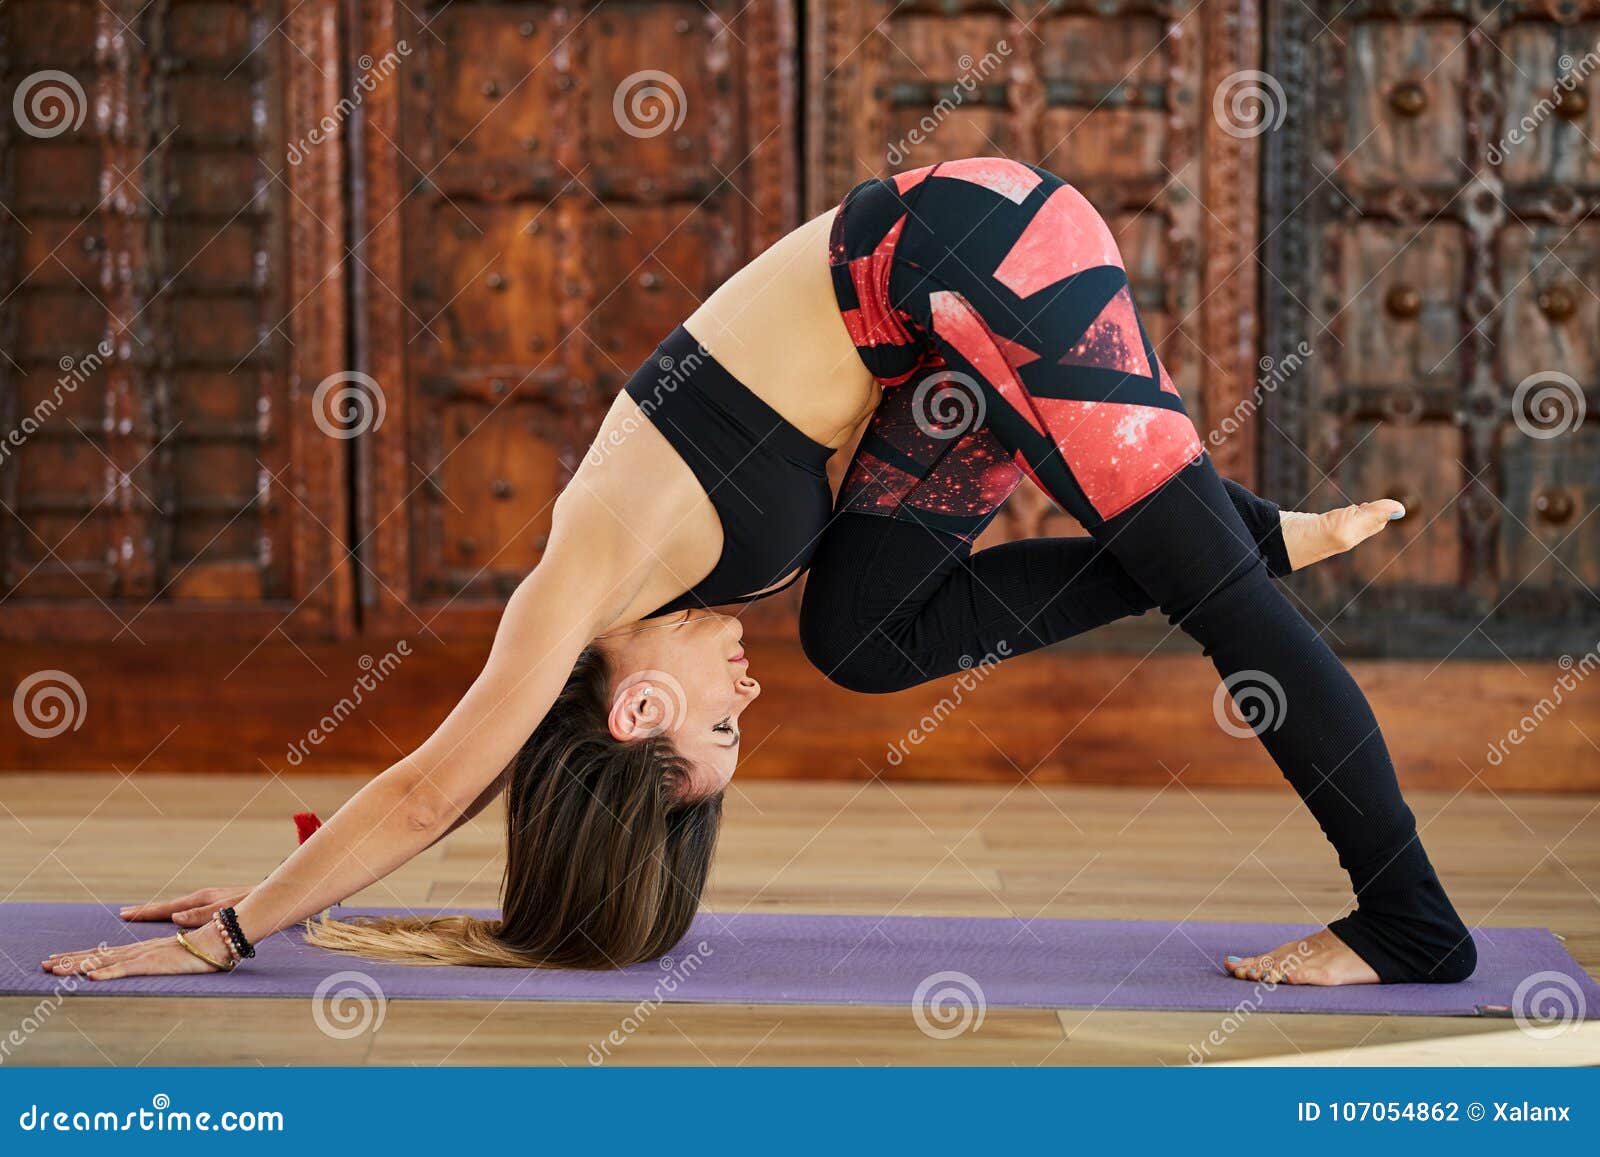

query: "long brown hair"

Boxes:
[305, 645, 722, 968]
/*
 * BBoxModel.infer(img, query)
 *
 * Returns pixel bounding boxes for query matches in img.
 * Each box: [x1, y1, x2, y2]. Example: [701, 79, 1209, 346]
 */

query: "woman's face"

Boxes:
[599, 609, 761, 798]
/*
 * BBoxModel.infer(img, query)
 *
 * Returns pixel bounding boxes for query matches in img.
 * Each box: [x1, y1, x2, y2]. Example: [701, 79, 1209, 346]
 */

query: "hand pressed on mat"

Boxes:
[42, 918, 237, 980]
[118, 885, 251, 928]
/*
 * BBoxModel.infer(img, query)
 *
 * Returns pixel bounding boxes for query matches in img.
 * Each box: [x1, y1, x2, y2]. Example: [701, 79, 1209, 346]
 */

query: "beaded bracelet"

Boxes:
[211, 912, 242, 965]
[215, 906, 256, 960]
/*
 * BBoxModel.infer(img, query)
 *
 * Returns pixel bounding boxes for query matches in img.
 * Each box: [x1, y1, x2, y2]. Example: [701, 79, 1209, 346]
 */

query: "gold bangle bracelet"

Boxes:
[174, 929, 235, 972]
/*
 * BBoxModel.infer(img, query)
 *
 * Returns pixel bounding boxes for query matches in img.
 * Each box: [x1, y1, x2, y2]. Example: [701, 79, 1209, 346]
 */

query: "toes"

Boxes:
[1225, 950, 1306, 983]
[1362, 499, 1405, 528]
[1225, 954, 1265, 980]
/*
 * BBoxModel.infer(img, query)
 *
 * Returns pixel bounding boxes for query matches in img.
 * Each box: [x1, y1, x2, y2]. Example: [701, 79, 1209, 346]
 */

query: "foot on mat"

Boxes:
[1222, 926, 1380, 986]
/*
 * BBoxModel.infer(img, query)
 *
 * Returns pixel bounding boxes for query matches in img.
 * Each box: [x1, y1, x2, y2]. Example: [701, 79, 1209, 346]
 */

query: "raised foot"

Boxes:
[1223, 926, 1380, 986]
[1280, 498, 1406, 572]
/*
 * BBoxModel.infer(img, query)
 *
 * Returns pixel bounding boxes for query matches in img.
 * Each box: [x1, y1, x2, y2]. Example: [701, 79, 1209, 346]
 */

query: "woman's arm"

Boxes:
[229, 549, 628, 946]
[43, 531, 640, 980]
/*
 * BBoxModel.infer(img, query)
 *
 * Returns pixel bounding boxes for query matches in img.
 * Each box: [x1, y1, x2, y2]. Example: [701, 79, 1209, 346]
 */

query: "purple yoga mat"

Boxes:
[3, 903, 1596, 1018]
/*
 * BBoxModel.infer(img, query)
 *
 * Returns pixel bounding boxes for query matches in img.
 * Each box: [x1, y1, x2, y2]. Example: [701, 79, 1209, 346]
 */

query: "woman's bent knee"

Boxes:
[798, 605, 913, 695]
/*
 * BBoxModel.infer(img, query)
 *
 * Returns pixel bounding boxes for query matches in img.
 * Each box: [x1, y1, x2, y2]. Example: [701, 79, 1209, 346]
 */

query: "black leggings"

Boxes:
[803, 479, 1290, 692]
[806, 159, 1474, 983]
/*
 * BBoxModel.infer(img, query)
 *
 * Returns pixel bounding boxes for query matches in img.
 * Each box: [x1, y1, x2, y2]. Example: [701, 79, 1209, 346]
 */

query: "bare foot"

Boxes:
[1279, 499, 1406, 572]
[1223, 927, 1380, 986]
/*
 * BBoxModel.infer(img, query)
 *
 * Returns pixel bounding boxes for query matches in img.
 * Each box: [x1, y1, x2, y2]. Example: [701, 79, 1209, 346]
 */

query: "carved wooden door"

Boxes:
[0, 0, 349, 641]
[1262, 0, 1600, 656]
[354, 0, 797, 636]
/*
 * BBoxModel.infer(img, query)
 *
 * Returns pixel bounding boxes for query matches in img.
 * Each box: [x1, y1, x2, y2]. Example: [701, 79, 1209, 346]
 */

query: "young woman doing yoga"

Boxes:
[42, 157, 1475, 987]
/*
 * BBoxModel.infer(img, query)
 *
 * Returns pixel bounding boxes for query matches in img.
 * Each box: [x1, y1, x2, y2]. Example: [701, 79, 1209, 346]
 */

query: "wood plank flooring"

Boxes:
[1, 772, 1596, 1066]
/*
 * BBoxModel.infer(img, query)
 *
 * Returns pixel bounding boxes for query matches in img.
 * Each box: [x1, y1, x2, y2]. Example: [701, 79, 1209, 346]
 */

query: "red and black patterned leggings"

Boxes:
[802, 158, 1474, 985]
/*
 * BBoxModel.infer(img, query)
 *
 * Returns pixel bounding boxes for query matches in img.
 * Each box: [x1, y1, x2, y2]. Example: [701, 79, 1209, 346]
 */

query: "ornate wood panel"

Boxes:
[806, 0, 1264, 548]
[356, 0, 797, 635]
[0, 0, 350, 641]
[1262, 0, 1600, 656]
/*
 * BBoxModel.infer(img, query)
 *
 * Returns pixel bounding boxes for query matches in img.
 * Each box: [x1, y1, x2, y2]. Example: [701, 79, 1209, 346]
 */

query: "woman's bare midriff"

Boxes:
[683, 211, 882, 449]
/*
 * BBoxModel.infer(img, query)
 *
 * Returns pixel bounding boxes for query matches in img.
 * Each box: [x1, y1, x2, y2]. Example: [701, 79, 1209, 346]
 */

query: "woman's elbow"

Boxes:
[382, 769, 456, 837]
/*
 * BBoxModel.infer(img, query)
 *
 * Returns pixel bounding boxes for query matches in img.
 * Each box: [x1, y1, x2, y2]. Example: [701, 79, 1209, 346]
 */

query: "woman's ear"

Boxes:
[607, 672, 681, 741]
[607, 679, 652, 741]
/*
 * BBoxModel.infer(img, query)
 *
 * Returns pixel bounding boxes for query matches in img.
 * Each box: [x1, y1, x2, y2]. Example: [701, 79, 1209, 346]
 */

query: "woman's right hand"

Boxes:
[119, 887, 251, 928]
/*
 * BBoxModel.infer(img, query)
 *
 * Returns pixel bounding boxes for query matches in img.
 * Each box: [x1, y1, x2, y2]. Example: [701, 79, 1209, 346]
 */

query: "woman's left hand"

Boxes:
[41, 928, 231, 981]
[118, 885, 252, 927]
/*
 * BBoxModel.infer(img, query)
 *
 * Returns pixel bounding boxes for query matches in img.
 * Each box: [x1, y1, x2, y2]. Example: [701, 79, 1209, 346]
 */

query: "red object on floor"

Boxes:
[293, 812, 322, 844]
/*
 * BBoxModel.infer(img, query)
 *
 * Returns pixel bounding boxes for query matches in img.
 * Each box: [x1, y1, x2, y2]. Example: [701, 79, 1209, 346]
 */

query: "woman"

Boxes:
[42, 157, 1475, 987]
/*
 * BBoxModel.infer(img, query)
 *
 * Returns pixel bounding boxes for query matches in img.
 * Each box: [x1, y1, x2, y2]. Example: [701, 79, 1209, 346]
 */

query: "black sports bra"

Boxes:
[623, 326, 835, 618]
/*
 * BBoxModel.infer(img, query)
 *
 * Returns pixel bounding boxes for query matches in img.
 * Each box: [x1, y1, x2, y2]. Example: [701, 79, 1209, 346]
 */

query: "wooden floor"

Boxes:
[1, 772, 1597, 1066]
